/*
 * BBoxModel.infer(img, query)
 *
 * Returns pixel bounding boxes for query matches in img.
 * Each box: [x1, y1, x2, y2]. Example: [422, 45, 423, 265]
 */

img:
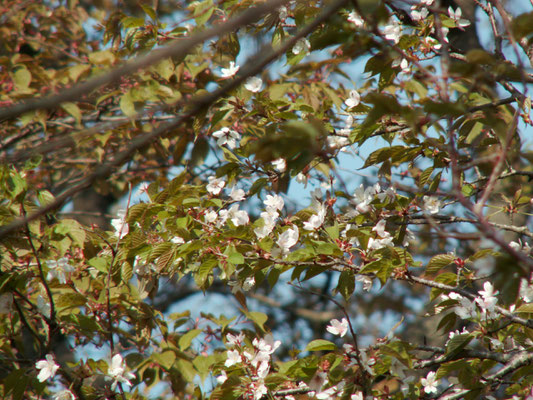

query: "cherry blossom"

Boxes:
[171, 236, 185, 244]
[423, 195, 441, 214]
[392, 57, 410, 74]
[206, 176, 225, 195]
[220, 61, 239, 78]
[108, 354, 135, 390]
[272, 158, 287, 172]
[36, 354, 59, 382]
[350, 184, 375, 215]
[225, 349, 242, 367]
[326, 317, 348, 337]
[244, 76, 263, 92]
[37, 294, 51, 318]
[448, 6, 471, 29]
[292, 38, 310, 55]
[46, 257, 75, 284]
[219, 204, 249, 226]
[344, 89, 360, 108]
[383, 19, 401, 43]
[277, 226, 299, 252]
[264, 194, 284, 211]
[411, 6, 429, 22]
[278, 6, 288, 20]
[212, 127, 241, 149]
[519, 278, 533, 302]
[204, 209, 218, 223]
[327, 134, 350, 150]
[111, 209, 129, 239]
[303, 203, 326, 231]
[347, 11, 364, 27]
[226, 332, 245, 346]
[52, 389, 76, 400]
[421, 371, 439, 394]
[230, 187, 246, 201]
[254, 209, 279, 239]
[216, 370, 227, 384]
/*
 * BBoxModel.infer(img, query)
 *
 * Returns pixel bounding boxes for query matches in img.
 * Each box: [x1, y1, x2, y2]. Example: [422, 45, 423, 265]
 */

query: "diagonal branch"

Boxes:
[0, 0, 289, 121]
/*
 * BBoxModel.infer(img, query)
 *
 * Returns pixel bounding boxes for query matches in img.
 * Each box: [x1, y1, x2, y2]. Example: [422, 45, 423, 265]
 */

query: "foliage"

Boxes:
[0, 0, 532, 399]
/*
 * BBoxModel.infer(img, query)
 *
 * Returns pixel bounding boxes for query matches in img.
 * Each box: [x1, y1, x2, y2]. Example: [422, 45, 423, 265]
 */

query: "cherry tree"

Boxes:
[0, 0, 532, 399]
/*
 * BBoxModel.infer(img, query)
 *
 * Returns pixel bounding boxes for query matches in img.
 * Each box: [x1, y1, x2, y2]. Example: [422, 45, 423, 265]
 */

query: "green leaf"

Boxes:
[54, 219, 86, 248]
[120, 91, 136, 117]
[336, 270, 355, 300]
[446, 333, 474, 357]
[426, 254, 455, 275]
[12, 67, 32, 89]
[305, 339, 336, 351]
[243, 311, 268, 332]
[88, 50, 115, 65]
[227, 250, 244, 265]
[515, 303, 533, 314]
[56, 292, 87, 309]
[152, 350, 176, 370]
[179, 329, 202, 351]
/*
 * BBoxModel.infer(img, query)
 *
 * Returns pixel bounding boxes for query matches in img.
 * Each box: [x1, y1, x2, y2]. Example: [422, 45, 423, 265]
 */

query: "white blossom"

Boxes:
[327, 135, 350, 150]
[278, 6, 288, 20]
[219, 204, 249, 226]
[254, 209, 279, 239]
[351, 393, 364, 400]
[216, 370, 227, 384]
[171, 236, 185, 244]
[303, 203, 327, 231]
[226, 332, 245, 346]
[207, 176, 225, 195]
[272, 158, 286, 172]
[292, 38, 310, 55]
[36, 354, 59, 382]
[46, 257, 75, 284]
[350, 184, 375, 215]
[111, 209, 129, 239]
[345, 89, 360, 108]
[296, 172, 308, 185]
[392, 57, 410, 73]
[383, 19, 402, 43]
[347, 11, 364, 27]
[277, 226, 299, 252]
[448, 6, 470, 28]
[356, 275, 373, 292]
[230, 187, 246, 201]
[136, 181, 149, 196]
[367, 236, 393, 250]
[264, 194, 284, 212]
[519, 278, 533, 303]
[242, 276, 255, 291]
[326, 318, 348, 337]
[204, 209, 218, 223]
[411, 6, 429, 21]
[421, 371, 439, 394]
[421, 0, 434, 5]
[221, 61, 239, 78]
[108, 354, 135, 390]
[53, 389, 76, 400]
[37, 294, 51, 318]
[423, 195, 441, 214]
[212, 127, 241, 149]
[225, 349, 242, 367]
[475, 281, 498, 317]
[244, 77, 263, 92]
